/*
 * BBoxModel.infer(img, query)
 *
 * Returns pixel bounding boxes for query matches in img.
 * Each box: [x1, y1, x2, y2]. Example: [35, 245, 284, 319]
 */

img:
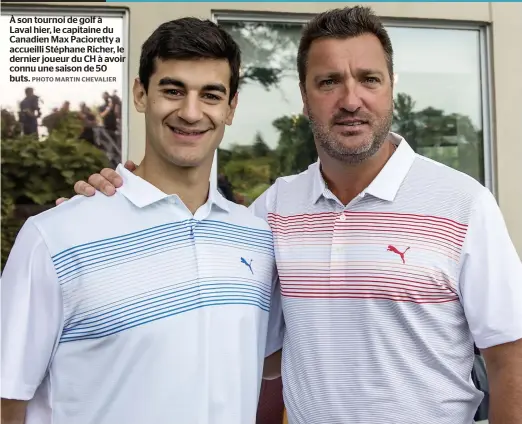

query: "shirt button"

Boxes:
[339, 214, 346, 221]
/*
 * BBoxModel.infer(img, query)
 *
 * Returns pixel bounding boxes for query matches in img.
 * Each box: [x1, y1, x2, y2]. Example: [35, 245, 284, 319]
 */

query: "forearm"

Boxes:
[488, 363, 522, 424]
[263, 349, 282, 380]
[1, 399, 27, 424]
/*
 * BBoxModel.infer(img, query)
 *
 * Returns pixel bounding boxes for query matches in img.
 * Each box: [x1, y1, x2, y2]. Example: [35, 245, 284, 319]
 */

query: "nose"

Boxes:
[337, 79, 363, 113]
[177, 92, 203, 123]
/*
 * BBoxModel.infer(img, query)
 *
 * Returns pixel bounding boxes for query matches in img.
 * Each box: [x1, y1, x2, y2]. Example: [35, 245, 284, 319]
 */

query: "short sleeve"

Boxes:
[264, 271, 284, 357]
[1, 219, 63, 400]
[249, 187, 271, 224]
[459, 189, 522, 349]
[249, 186, 284, 356]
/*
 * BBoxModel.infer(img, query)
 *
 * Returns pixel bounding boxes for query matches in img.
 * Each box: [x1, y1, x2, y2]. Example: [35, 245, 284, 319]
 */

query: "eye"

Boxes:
[319, 79, 336, 87]
[162, 89, 183, 97]
[203, 93, 222, 101]
[364, 76, 380, 84]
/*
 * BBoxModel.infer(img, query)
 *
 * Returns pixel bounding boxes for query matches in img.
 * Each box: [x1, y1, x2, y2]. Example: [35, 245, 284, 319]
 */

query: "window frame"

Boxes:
[212, 11, 496, 196]
[2, 4, 131, 163]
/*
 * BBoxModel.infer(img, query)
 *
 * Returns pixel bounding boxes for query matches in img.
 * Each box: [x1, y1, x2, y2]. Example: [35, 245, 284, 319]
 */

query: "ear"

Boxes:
[225, 92, 238, 126]
[133, 77, 147, 114]
[299, 83, 309, 118]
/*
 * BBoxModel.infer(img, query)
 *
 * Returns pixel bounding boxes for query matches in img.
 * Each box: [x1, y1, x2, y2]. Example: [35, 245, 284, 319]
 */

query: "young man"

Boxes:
[62, 6, 522, 424]
[1, 18, 283, 424]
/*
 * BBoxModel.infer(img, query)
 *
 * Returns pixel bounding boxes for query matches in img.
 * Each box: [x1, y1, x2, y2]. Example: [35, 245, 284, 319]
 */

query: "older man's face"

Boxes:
[301, 34, 393, 164]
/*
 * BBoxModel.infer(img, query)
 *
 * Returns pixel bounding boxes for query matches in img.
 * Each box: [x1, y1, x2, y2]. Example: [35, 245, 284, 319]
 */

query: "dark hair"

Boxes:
[297, 6, 394, 87]
[139, 17, 241, 103]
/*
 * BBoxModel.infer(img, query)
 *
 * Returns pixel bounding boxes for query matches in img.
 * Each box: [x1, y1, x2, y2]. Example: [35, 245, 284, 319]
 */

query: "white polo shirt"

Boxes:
[251, 133, 522, 424]
[1, 165, 281, 424]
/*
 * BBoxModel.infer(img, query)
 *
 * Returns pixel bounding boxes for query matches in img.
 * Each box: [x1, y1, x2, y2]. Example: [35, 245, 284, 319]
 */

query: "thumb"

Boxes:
[124, 159, 137, 171]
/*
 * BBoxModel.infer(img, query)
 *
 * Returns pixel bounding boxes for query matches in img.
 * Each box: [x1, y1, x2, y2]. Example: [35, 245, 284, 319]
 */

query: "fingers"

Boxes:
[55, 197, 68, 206]
[100, 168, 123, 190]
[74, 180, 96, 196]
[87, 172, 117, 196]
[124, 160, 137, 172]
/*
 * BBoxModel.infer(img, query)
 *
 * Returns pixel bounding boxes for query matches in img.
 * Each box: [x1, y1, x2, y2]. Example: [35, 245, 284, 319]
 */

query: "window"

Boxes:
[1, 5, 129, 269]
[215, 15, 492, 205]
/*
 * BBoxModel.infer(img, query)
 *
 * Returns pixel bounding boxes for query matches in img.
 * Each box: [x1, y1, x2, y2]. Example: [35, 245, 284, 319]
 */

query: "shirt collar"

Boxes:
[311, 132, 416, 203]
[115, 164, 230, 212]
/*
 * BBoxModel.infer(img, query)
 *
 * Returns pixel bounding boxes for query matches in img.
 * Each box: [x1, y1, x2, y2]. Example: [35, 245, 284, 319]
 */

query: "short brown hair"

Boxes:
[297, 6, 394, 87]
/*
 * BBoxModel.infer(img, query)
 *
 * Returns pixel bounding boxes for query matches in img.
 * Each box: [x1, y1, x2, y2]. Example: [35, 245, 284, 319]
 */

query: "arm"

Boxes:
[1, 220, 64, 422]
[98, 101, 112, 118]
[481, 339, 522, 423]
[262, 272, 284, 380]
[1, 400, 27, 424]
[459, 189, 522, 423]
[264, 349, 282, 380]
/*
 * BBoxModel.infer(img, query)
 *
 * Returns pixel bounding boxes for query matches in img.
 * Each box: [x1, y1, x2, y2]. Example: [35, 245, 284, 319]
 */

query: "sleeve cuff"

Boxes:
[0, 379, 37, 401]
[475, 329, 522, 350]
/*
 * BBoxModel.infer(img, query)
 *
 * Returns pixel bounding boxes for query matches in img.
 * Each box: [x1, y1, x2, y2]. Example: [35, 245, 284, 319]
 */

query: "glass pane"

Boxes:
[1, 8, 127, 270]
[388, 26, 484, 183]
[218, 20, 485, 206]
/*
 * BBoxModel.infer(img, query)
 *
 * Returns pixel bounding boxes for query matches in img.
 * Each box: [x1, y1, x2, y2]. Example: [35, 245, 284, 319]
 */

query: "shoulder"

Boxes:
[249, 165, 317, 219]
[412, 154, 488, 199]
[30, 192, 129, 254]
[225, 201, 273, 233]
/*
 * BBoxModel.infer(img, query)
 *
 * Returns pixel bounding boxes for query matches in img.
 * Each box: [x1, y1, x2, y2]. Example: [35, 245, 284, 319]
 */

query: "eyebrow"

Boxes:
[158, 77, 227, 95]
[314, 68, 385, 82]
[357, 68, 385, 78]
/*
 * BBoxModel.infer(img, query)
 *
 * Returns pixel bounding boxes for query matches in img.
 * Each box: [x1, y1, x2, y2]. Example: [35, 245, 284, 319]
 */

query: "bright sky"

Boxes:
[1, 13, 124, 118]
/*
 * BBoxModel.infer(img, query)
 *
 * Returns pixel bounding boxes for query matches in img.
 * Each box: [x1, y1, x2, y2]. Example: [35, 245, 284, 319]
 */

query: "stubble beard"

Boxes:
[307, 102, 393, 165]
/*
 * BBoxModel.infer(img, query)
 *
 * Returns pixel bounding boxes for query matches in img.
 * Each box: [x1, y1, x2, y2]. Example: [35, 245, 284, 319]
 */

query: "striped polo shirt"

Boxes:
[1, 165, 278, 424]
[251, 133, 522, 424]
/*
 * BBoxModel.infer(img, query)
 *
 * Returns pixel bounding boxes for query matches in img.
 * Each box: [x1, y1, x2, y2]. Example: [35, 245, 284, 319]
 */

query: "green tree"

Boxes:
[1, 110, 110, 270]
[1, 109, 22, 140]
[252, 132, 271, 157]
[392, 93, 419, 151]
[273, 114, 317, 176]
[224, 21, 301, 91]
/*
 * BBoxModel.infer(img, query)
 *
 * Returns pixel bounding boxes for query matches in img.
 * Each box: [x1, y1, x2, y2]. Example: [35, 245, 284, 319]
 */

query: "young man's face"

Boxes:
[134, 58, 237, 170]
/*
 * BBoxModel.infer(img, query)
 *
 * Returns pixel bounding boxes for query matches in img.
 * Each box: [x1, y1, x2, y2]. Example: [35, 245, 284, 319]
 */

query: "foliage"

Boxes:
[224, 21, 301, 91]
[1, 108, 22, 139]
[273, 114, 317, 176]
[1, 109, 110, 270]
[220, 93, 483, 206]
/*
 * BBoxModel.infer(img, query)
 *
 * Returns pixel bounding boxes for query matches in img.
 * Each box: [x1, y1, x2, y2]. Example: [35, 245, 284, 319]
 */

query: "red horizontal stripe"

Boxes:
[269, 216, 467, 238]
[282, 292, 458, 304]
[268, 211, 468, 230]
[280, 277, 456, 294]
[281, 280, 455, 294]
[271, 223, 464, 246]
[282, 287, 453, 299]
[272, 226, 463, 248]
[282, 289, 457, 300]
[275, 234, 461, 257]
[279, 268, 455, 287]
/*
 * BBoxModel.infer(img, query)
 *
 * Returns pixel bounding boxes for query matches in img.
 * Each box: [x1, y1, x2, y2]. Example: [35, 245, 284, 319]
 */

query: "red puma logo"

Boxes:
[387, 245, 410, 264]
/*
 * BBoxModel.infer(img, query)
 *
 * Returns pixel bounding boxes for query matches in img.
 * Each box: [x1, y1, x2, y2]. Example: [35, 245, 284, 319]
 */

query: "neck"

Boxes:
[319, 138, 396, 205]
[135, 146, 213, 214]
